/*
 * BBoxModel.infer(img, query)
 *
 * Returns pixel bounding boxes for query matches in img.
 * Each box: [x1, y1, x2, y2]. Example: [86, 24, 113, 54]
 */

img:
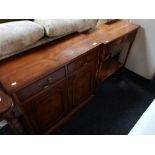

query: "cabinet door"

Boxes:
[23, 80, 67, 133]
[69, 59, 97, 107]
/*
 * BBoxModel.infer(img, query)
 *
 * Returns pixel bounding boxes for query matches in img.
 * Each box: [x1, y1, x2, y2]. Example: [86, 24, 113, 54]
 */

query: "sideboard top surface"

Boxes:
[0, 20, 139, 93]
[85, 20, 140, 44]
[0, 33, 101, 93]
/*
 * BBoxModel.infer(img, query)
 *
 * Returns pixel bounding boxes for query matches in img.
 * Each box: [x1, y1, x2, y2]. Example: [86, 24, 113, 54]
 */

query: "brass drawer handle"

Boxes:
[80, 59, 84, 65]
[85, 58, 88, 64]
[80, 59, 87, 66]
[47, 77, 53, 84]
[38, 77, 53, 89]
[42, 84, 49, 89]
[84, 61, 88, 65]
[38, 83, 49, 89]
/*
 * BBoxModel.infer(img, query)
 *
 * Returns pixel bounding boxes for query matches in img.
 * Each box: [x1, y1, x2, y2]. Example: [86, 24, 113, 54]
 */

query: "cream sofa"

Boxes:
[0, 20, 44, 59]
[0, 19, 105, 61]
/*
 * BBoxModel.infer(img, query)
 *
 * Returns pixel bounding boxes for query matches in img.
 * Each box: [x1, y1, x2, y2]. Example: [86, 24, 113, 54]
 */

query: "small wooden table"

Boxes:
[0, 90, 23, 134]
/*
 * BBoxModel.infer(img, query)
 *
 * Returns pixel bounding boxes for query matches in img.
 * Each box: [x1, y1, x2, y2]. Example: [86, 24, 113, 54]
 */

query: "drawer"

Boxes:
[68, 48, 98, 74]
[86, 49, 98, 62]
[17, 67, 66, 102]
[124, 31, 136, 43]
[107, 37, 123, 53]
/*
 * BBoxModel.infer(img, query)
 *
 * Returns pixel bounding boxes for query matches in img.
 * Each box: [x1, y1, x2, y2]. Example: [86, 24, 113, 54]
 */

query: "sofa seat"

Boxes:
[34, 19, 98, 37]
[0, 19, 99, 61]
[0, 20, 44, 58]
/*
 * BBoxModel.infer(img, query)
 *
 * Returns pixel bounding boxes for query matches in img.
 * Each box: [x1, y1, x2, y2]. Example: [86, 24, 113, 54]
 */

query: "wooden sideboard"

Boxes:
[0, 20, 140, 134]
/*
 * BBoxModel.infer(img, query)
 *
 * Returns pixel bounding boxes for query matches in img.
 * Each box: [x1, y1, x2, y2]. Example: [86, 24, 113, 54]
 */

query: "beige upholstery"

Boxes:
[0, 20, 44, 57]
[34, 19, 98, 37]
[77, 19, 98, 32]
[0, 19, 100, 61]
[96, 19, 108, 27]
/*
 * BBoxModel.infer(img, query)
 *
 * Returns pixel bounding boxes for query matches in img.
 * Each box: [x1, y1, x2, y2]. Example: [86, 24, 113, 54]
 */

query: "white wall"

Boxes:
[120, 19, 155, 79]
[129, 99, 155, 135]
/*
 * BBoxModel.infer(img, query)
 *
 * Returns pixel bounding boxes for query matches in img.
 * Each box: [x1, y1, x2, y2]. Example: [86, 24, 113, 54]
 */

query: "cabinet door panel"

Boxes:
[74, 68, 92, 104]
[23, 80, 67, 133]
[69, 59, 97, 107]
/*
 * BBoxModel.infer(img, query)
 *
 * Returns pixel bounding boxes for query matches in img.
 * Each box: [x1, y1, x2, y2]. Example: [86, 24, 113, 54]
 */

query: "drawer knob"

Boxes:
[80, 59, 87, 66]
[47, 77, 53, 84]
[80, 59, 84, 65]
[38, 83, 49, 89]
[42, 85, 49, 89]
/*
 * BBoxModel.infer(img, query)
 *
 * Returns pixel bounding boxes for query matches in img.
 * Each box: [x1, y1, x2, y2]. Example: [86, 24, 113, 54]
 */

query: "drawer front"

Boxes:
[68, 48, 98, 74]
[86, 50, 98, 62]
[17, 67, 66, 102]
[124, 31, 136, 43]
[107, 37, 123, 53]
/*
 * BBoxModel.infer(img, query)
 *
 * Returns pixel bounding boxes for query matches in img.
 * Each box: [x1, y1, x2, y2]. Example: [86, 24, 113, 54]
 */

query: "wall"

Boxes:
[119, 19, 155, 79]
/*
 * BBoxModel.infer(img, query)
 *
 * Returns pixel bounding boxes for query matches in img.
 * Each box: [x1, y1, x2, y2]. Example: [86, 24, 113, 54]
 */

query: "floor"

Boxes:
[1, 68, 155, 135]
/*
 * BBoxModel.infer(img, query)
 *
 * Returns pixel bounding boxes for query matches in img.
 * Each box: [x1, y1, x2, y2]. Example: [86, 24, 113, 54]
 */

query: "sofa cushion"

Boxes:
[0, 20, 44, 57]
[96, 19, 108, 27]
[77, 19, 98, 32]
[34, 19, 98, 37]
